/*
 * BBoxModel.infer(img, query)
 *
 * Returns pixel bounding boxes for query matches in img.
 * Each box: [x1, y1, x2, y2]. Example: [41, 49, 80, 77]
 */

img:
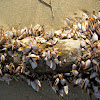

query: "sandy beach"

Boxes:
[0, 0, 100, 100]
[0, 0, 100, 31]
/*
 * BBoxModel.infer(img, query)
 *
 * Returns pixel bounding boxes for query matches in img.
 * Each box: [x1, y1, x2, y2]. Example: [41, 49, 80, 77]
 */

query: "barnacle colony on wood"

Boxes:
[0, 11, 100, 98]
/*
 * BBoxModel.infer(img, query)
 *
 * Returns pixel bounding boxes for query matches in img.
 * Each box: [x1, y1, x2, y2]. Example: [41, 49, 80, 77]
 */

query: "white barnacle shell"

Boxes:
[2, 74, 12, 85]
[14, 66, 21, 73]
[0, 55, 5, 62]
[60, 78, 66, 85]
[59, 74, 63, 79]
[18, 46, 31, 54]
[5, 65, 9, 70]
[27, 54, 39, 60]
[28, 38, 37, 45]
[66, 18, 71, 26]
[18, 46, 24, 52]
[70, 32, 74, 37]
[92, 14, 97, 19]
[96, 28, 100, 35]
[53, 38, 58, 45]
[46, 41, 52, 45]
[25, 27, 29, 34]
[78, 22, 81, 29]
[74, 78, 83, 85]
[52, 51, 57, 58]
[64, 73, 71, 76]
[26, 79, 31, 85]
[85, 39, 90, 45]
[59, 89, 64, 97]
[52, 86, 58, 93]
[81, 61, 85, 68]
[28, 29, 32, 35]
[80, 34, 86, 39]
[92, 85, 99, 93]
[54, 30, 62, 36]
[97, 50, 100, 56]
[35, 79, 41, 88]
[42, 51, 47, 57]
[64, 85, 68, 95]
[71, 69, 79, 76]
[21, 28, 26, 34]
[93, 47, 98, 52]
[40, 39, 47, 43]
[53, 58, 59, 64]
[33, 24, 40, 30]
[90, 72, 97, 79]
[21, 66, 25, 73]
[29, 59, 37, 69]
[84, 78, 89, 90]
[8, 51, 14, 57]
[84, 59, 91, 70]
[52, 78, 59, 88]
[31, 81, 39, 92]
[90, 23, 96, 31]
[31, 44, 40, 51]
[46, 50, 51, 59]
[81, 22, 86, 32]
[84, 20, 88, 30]
[4, 31, 13, 38]
[80, 40, 86, 47]
[81, 12, 88, 22]
[93, 65, 99, 73]
[50, 60, 56, 70]
[95, 77, 100, 84]
[81, 48, 85, 52]
[67, 33, 71, 39]
[12, 27, 17, 36]
[0, 69, 3, 76]
[97, 11, 100, 20]
[18, 32, 27, 39]
[61, 33, 67, 39]
[72, 64, 77, 70]
[81, 78, 89, 90]
[38, 25, 43, 32]
[92, 59, 99, 67]
[24, 71, 30, 75]
[92, 33, 98, 41]
[49, 29, 53, 39]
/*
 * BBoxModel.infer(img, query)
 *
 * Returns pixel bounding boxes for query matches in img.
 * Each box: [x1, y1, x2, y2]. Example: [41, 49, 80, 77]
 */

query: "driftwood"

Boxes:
[13, 38, 81, 73]
[22, 38, 100, 73]
[1, 36, 100, 73]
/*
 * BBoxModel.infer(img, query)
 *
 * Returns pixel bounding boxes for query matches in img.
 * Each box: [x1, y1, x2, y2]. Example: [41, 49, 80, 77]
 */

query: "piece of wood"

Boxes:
[13, 38, 81, 73]
[2, 37, 100, 73]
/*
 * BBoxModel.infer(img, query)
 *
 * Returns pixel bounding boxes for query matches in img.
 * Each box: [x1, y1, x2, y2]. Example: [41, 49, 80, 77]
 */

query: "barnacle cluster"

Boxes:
[0, 11, 100, 98]
[51, 74, 68, 97]
[70, 34, 100, 98]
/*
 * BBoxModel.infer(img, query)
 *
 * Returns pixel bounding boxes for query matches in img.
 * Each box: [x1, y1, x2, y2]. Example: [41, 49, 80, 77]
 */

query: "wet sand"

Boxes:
[0, 81, 96, 100]
[0, 0, 100, 100]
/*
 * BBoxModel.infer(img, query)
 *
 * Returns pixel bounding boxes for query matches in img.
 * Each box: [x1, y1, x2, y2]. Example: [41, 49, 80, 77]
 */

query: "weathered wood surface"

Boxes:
[2, 37, 100, 73]
[18, 38, 81, 73]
